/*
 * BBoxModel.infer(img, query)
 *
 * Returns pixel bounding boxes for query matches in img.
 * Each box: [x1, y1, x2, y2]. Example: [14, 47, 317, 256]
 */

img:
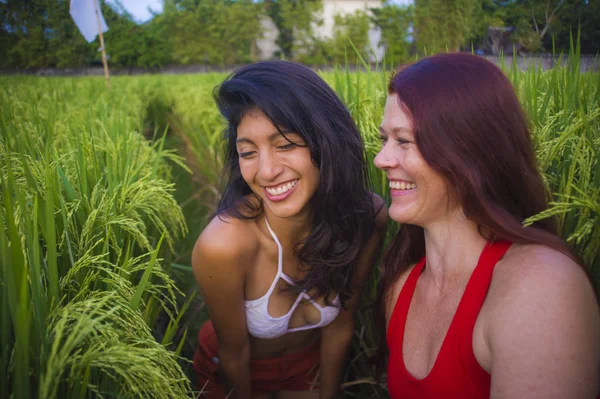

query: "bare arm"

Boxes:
[192, 218, 255, 399]
[487, 247, 600, 399]
[319, 195, 388, 399]
[319, 308, 356, 399]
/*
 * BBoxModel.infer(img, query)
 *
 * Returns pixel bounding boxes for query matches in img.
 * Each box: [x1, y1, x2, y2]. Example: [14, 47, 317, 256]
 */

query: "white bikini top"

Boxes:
[244, 218, 341, 339]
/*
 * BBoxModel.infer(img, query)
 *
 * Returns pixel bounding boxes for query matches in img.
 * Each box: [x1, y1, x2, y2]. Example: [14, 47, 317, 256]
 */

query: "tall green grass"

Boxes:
[511, 43, 600, 285]
[0, 76, 192, 398]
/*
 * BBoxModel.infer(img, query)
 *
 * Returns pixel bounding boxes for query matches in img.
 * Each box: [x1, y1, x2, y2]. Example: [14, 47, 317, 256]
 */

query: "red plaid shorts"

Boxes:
[193, 320, 321, 398]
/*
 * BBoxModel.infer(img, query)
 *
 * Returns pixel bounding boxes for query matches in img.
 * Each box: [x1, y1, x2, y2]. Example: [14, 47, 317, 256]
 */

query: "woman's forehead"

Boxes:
[381, 95, 412, 134]
[236, 112, 300, 142]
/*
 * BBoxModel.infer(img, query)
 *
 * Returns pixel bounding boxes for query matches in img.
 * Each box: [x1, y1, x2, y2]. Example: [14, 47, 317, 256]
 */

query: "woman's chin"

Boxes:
[388, 206, 416, 225]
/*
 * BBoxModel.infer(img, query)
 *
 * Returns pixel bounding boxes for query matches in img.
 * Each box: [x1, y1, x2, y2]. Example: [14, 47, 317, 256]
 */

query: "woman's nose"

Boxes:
[257, 152, 284, 181]
[374, 146, 398, 169]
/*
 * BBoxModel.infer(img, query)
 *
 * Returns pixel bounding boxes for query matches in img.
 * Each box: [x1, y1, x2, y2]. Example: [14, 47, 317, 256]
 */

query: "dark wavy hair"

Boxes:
[374, 53, 578, 374]
[213, 60, 375, 307]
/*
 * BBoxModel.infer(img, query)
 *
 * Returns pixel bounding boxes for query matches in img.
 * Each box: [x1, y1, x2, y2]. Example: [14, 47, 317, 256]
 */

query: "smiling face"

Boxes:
[236, 110, 320, 221]
[374, 94, 460, 227]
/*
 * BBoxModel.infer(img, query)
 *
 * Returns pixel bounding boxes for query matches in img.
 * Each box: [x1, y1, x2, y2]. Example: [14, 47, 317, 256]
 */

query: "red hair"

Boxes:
[375, 52, 577, 373]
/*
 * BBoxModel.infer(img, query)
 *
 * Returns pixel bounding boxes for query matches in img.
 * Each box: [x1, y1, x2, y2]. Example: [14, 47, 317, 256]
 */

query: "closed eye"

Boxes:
[277, 131, 306, 148]
[277, 143, 297, 151]
[239, 151, 256, 159]
[396, 138, 411, 145]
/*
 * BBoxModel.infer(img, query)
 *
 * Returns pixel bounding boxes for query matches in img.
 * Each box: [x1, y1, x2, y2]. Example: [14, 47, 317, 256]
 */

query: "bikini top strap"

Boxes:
[264, 217, 297, 287]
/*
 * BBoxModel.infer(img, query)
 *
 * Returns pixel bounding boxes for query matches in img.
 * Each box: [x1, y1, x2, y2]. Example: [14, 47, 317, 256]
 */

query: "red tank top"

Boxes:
[387, 241, 512, 398]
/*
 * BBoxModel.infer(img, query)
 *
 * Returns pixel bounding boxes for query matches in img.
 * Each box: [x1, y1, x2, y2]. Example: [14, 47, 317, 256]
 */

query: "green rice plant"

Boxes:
[511, 35, 600, 286]
[165, 74, 227, 230]
[0, 76, 193, 398]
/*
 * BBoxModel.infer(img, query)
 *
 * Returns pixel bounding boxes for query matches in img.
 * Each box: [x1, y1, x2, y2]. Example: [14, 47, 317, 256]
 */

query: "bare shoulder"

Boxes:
[191, 214, 260, 286]
[484, 244, 600, 397]
[192, 214, 258, 351]
[490, 243, 596, 303]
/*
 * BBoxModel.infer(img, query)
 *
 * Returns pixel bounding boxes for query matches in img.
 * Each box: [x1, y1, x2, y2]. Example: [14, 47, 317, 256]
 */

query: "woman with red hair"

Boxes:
[375, 53, 600, 398]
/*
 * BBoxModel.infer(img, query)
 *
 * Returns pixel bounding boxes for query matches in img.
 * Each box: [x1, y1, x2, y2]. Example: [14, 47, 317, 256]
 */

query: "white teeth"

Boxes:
[266, 180, 297, 195]
[389, 181, 416, 190]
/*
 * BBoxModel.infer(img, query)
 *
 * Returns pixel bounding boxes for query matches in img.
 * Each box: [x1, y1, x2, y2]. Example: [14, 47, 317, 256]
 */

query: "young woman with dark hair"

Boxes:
[192, 60, 388, 399]
[375, 53, 600, 398]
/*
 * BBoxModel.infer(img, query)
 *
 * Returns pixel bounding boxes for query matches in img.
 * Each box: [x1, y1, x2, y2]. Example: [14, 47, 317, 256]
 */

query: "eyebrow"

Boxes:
[236, 130, 294, 145]
[379, 126, 412, 135]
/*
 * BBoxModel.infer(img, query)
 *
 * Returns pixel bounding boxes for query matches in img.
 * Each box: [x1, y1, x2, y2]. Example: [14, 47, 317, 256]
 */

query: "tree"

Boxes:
[489, 0, 584, 52]
[527, 0, 599, 53]
[0, 0, 165, 69]
[371, 2, 413, 63]
[324, 10, 372, 65]
[553, 0, 600, 54]
[527, 0, 579, 41]
[0, 0, 96, 69]
[164, 0, 263, 66]
[414, 0, 481, 53]
[135, 16, 174, 68]
[264, 0, 323, 60]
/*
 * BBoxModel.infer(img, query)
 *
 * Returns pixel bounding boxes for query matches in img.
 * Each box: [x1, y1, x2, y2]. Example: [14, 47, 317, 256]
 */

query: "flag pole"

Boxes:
[93, 0, 110, 88]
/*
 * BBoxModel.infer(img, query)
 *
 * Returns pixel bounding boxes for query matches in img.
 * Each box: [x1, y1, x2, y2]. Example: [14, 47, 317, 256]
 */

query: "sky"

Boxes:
[109, 0, 163, 23]
[114, 0, 413, 24]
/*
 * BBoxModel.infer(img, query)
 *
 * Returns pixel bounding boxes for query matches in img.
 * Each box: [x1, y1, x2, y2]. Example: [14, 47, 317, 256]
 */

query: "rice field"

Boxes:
[1, 49, 598, 398]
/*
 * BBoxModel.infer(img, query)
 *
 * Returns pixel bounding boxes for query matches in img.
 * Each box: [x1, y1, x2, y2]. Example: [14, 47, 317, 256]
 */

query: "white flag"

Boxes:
[70, 0, 109, 43]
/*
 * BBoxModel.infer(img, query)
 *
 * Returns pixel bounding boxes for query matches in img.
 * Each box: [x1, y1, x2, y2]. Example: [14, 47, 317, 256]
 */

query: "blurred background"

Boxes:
[1, 0, 599, 72]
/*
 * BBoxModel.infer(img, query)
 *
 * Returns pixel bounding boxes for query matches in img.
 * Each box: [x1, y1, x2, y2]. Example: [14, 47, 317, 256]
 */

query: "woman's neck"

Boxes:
[263, 208, 313, 248]
[421, 210, 488, 291]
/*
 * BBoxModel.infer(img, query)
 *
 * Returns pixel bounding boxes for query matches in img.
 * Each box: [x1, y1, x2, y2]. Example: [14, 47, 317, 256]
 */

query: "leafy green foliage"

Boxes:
[102, 7, 173, 68]
[324, 10, 372, 65]
[265, 0, 324, 60]
[548, 0, 600, 54]
[164, 0, 263, 66]
[371, 2, 413, 64]
[0, 0, 172, 69]
[0, 0, 94, 68]
[414, 0, 481, 53]
[0, 0, 598, 69]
